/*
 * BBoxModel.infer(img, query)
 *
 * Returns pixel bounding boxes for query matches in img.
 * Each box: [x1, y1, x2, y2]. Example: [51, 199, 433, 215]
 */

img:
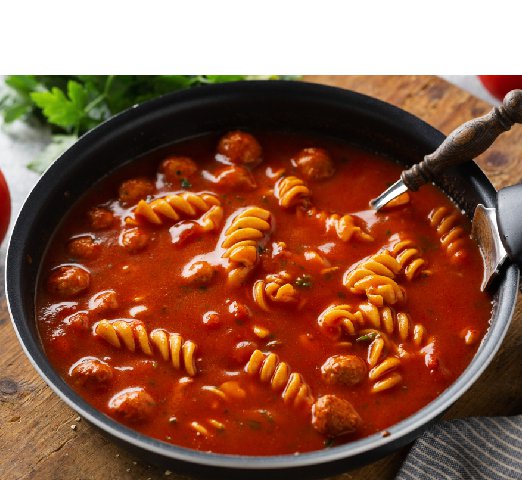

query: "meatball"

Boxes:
[294, 148, 335, 181]
[120, 228, 149, 253]
[182, 261, 216, 287]
[227, 300, 251, 322]
[47, 265, 90, 298]
[64, 311, 90, 331]
[312, 395, 362, 437]
[89, 290, 119, 313]
[214, 165, 257, 191]
[321, 354, 367, 386]
[118, 178, 155, 205]
[70, 357, 113, 388]
[88, 207, 114, 230]
[67, 235, 100, 259]
[217, 130, 262, 165]
[108, 387, 156, 423]
[161, 156, 198, 182]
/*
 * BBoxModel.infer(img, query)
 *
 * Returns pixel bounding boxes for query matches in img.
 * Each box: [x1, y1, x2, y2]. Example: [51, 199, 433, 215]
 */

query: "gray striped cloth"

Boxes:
[396, 416, 522, 480]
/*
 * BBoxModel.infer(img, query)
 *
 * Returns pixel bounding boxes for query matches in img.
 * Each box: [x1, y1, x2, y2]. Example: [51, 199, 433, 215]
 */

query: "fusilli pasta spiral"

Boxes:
[94, 319, 197, 376]
[275, 176, 311, 208]
[358, 303, 427, 346]
[343, 251, 406, 306]
[245, 350, 314, 407]
[222, 207, 272, 286]
[253, 271, 299, 311]
[305, 208, 373, 243]
[429, 207, 468, 260]
[318, 304, 364, 337]
[130, 192, 221, 226]
[390, 239, 430, 281]
[366, 335, 402, 393]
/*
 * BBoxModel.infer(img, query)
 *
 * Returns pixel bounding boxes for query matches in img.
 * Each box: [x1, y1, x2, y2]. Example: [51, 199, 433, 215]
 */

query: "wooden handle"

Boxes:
[401, 89, 522, 191]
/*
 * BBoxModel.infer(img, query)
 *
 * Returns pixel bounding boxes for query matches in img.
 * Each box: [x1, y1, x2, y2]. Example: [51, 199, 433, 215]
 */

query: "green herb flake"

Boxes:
[180, 178, 192, 189]
[337, 291, 347, 299]
[247, 420, 262, 431]
[324, 438, 336, 448]
[385, 229, 392, 237]
[295, 274, 312, 289]
[356, 332, 377, 343]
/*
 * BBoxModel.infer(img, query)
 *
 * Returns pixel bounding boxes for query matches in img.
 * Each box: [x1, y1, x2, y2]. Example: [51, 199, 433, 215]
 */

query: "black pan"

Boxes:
[5, 81, 519, 479]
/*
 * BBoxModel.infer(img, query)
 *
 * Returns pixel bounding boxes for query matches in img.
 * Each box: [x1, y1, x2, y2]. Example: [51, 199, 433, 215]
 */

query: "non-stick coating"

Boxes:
[5, 81, 519, 479]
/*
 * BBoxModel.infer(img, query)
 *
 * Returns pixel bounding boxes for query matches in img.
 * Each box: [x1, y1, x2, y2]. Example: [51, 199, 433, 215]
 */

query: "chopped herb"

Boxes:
[198, 284, 208, 291]
[385, 229, 391, 237]
[324, 438, 336, 448]
[180, 178, 192, 189]
[235, 319, 245, 326]
[247, 420, 261, 430]
[355, 332, 377, 343]
[295, 274, 312, 288]
[337, 291, 347, 299]
[175, 170, 182, 176]
[258, 245, 266, 254]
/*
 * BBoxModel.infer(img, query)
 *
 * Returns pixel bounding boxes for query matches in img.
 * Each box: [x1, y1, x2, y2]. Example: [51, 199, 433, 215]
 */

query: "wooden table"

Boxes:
[1, 75, 521, 480]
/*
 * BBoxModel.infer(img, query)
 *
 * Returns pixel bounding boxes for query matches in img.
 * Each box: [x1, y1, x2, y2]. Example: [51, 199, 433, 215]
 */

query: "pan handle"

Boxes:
[497, 182, 522, 270]
[401, 89, 522, 191]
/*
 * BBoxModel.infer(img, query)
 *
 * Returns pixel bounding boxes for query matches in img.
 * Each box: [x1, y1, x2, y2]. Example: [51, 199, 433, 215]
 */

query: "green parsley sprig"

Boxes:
[0, 75, 293, 173]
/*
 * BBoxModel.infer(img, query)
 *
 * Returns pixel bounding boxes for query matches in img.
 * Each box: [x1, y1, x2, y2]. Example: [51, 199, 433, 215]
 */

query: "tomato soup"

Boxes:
[36, 131, 492, 455]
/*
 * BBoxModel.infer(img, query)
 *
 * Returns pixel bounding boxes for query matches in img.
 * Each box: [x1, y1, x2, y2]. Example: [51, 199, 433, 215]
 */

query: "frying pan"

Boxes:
[5, 81, 520, 479]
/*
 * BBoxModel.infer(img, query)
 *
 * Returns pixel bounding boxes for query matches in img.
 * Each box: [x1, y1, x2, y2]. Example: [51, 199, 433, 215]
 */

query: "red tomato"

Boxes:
[478, 75, 522, 100]
[0, 170, 10, 245]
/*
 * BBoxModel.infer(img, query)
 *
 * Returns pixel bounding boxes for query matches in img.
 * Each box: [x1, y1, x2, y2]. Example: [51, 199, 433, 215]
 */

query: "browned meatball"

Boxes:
[294, 148, 335, 181]
[47, 265, 90, 298]
[161, 156, 198, 182]
[89, 290, 119, 313]
[70, 357, 113, 388]
[118, 178, 155, 205]
[183, 261, 216, 287]
[88, 207, 114, 230]
[321, 354, 367, 386]
[67, 235, 100, 259]
[108, 387, 156, 423]
[120, 228, 149, 253]
[214, 165, 257, 191]
[312, 395, 362, 437]
[217, 130, 262, 165]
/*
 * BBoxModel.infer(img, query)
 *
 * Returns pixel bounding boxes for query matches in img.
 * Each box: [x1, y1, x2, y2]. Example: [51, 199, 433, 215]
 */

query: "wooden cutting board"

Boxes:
[1, 75, 521, 480]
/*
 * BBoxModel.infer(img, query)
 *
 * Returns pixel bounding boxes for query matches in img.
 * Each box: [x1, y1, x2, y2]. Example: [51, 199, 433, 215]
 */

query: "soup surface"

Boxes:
[36, 131, 492, 455]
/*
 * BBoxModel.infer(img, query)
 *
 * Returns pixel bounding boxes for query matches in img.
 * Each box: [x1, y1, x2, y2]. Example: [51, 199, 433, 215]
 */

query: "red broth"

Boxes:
[36, 132, 492, 455]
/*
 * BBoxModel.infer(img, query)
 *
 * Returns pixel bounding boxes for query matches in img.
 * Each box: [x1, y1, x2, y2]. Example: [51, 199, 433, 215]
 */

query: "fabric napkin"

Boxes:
[396, 415, 522, 480]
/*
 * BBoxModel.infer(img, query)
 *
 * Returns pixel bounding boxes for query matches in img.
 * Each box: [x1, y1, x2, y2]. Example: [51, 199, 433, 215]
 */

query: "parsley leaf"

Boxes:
[295, 274, 312, 288]
[27, 134, 78, 173]
[30, 81, 88, 131]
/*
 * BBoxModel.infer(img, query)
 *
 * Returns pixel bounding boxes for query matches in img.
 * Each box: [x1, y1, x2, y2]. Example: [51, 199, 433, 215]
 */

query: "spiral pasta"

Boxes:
[275, 176, 311, 208]
[245, 350, 314, 407]
[390, 240, 430, 281]
[253, 271, 299, 311]
[94, 319, 197, 376]
[198, 205, 224, 232]
[318, 304, 364, 337]
[358, 303, 427, 347]
[305, 207, 373, 243]
[130, 192, 221, 226]
[366, 335, 402, 393]
[343, 251, 406, 306]
[222, 207, 272, 286]
[429, 207, 468, 260]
